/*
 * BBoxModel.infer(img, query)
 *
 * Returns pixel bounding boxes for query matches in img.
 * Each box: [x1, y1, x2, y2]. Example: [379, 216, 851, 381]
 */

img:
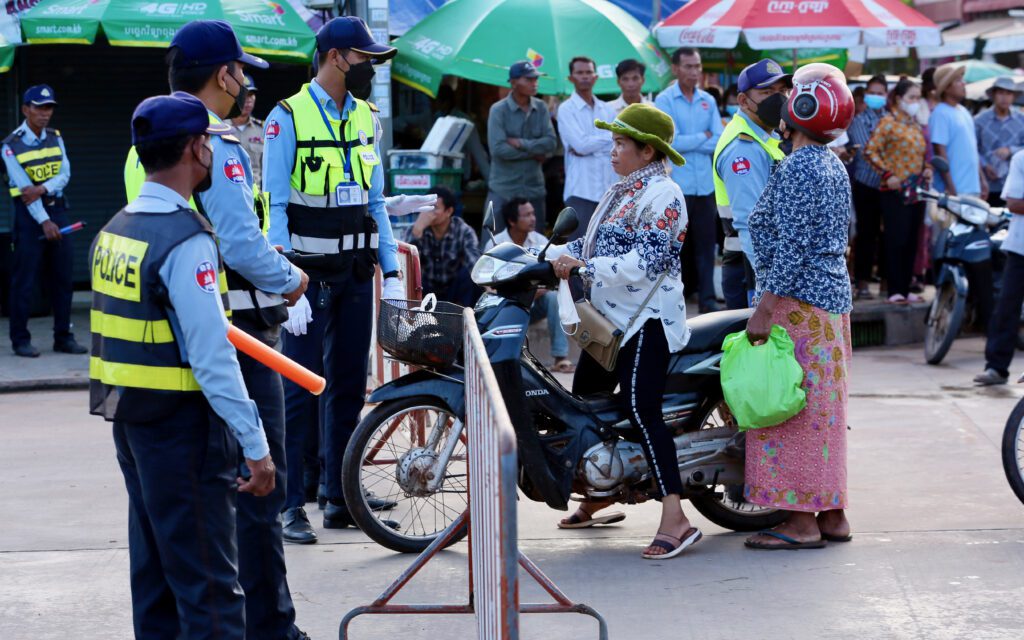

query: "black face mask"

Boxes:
[339, 55, 375, 100]
[750, 92, 787, 130]
[225, 72, 248, 119]
[193, 141, 214, 193]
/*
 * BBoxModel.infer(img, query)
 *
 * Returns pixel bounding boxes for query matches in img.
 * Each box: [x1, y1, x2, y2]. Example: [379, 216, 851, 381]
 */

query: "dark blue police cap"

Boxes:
[170, 20, 269, 70]
[131, 92, 231, 146]
[23, 84, 57, 106]
[509, 60, 542, 80]
[738, 59, 792, 94]
[316, 16, 396, 61]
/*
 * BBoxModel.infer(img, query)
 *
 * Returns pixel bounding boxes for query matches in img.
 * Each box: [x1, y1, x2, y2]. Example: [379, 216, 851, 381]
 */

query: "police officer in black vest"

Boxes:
[91, 92, 276, 639]
[2, 84, 86, 358]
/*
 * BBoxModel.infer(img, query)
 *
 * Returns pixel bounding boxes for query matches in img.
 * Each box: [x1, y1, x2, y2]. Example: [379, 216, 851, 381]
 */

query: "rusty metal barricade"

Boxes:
[369, 242, 423, 392]
[340, 307, 608, 640]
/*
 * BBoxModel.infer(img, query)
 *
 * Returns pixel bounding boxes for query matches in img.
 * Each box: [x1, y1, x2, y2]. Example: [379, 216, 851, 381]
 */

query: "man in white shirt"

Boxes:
[486, 198, 573, 372]
[557, 56, 617, 241]
[608, 59, 652, 115]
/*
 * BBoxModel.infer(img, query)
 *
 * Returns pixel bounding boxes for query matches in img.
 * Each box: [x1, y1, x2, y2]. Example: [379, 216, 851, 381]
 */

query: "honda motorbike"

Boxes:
[922, 157, 1010, 365]
[1003, 388, 1024, 507]
[342, 209, 786, 553]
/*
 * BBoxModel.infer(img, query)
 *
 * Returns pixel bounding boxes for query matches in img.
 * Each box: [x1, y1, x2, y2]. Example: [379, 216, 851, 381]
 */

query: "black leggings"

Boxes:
[572, 319, 683, 498]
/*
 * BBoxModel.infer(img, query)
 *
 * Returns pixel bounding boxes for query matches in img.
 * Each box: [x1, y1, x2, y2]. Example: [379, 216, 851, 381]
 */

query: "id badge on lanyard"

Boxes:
[336, 182, 362, 206]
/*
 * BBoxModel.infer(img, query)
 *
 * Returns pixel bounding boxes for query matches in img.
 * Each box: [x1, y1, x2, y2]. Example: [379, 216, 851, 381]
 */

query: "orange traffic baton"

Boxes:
[227, 325, 326, 395]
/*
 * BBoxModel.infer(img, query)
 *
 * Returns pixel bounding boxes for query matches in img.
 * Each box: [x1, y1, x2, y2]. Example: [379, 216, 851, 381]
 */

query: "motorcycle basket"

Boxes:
[377, 299, 464, 368]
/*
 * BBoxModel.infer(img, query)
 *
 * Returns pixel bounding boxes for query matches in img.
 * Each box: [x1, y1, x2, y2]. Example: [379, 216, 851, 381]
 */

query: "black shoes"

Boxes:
[13, 343, 40, 358]
[365, 490, 397, 512]
[54, 338, 87, 354]
[323, 501, 355, 529]
[282, 507, 318, 544]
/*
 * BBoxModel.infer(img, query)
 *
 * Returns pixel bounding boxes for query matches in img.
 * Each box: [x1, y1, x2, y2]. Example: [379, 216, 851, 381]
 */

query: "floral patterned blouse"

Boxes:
[749, 145, 853, 315]
[864, 110, 928, 183]
[549, 161, 691, 351]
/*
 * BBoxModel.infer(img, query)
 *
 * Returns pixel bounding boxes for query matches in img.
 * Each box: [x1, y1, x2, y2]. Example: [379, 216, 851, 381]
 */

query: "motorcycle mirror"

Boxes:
[482, 201, 496, 235]
[551, 207, 579, 240]
[930, 156, 950, 174]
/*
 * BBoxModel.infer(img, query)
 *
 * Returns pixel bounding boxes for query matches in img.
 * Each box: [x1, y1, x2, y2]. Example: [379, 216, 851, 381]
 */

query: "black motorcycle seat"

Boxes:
[680, 309, 753, 354]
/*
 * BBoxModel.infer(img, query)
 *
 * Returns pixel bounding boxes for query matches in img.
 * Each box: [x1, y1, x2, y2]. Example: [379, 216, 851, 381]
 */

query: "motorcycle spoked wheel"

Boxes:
[341, 396, 469, 554]
[1001, 398, 1024, 506]
[924, 280, 966, 365]
[686, 398, 789, 532]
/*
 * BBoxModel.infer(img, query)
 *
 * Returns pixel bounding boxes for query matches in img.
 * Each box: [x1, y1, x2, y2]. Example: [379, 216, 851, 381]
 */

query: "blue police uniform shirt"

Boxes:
[261, 79, 400, 275]
[127, 181, 269, 461]
[930, 102, 982, 196]
[2, 121, 71, 224]
[654, 83, 724, 196]
[197, 110, 300, 295]
[715, 110, 777, 263]
[1000, 150, 1024, 257]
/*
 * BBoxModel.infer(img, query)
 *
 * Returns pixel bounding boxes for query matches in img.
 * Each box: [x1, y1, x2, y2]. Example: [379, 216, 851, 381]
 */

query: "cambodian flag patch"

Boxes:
[732, 156, 751, 176]
[195, 261, 218, 293]
[265, 119, 280, 140]
[223, 157, 246, 184]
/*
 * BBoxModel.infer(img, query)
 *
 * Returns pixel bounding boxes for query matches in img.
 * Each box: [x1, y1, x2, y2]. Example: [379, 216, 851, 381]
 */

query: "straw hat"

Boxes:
[934, 63, 966, 98]
[595, 103, 686, 166]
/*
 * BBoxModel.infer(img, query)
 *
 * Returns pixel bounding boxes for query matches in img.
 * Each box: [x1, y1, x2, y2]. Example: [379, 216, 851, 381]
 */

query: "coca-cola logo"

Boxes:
[677, 28, 715, 45]
[767, 1, 830, 13]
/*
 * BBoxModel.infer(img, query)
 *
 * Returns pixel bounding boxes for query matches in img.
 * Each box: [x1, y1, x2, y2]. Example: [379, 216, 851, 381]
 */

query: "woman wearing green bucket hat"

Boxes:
[547, 103, 700, 559]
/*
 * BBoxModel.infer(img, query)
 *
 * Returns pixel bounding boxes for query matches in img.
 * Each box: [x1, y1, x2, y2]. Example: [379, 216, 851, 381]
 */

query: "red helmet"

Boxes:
[782, 63, 855, 144]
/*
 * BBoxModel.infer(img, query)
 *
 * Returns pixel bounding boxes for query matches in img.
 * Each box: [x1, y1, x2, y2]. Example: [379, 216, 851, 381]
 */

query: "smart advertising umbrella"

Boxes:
[655, 0, 941, 51]
[954, 59, 1016, 84]
[391, 0, 673, 97]
[19, 0, 316, 63]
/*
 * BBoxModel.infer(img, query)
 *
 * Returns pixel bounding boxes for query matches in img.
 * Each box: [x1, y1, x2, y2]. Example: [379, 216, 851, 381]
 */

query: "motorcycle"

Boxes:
[1002, 388, 1024, 506]
[341, 208, 786, 553]
[922, 157, 1010, 365]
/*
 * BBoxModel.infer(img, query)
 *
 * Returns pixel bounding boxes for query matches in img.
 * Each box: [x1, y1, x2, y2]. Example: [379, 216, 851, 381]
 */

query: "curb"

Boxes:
[0, 378, 90, 393]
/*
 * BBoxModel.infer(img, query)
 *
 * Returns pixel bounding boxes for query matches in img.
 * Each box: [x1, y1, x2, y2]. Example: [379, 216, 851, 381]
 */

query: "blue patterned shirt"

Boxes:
[847, 108, 883, 189]
[750, 145, 853, 315]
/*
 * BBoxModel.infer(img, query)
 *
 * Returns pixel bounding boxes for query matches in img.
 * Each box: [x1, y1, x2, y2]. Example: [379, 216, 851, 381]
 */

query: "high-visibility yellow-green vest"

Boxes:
[712, 113, 786, 252]
[4, 127, 64, 198]
[280, 85, 380, 281]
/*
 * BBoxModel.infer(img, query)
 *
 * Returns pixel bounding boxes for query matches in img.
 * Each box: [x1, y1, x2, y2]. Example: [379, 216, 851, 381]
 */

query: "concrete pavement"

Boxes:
[2, 336, 1024, 639]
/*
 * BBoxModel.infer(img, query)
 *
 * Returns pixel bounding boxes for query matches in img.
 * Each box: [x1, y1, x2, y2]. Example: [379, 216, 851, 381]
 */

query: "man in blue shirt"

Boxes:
[931, 63, 988, 199]
[655, 47, 724, 313]
[847, 75, 887, 299]
[263, 17, 402, 543]
[93, 92, 275, 639]
[2, 85, 84, 358]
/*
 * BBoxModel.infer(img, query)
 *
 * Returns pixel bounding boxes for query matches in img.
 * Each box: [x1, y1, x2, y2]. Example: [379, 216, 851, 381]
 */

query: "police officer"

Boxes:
[713, 59, 791, 309]
[124, 21, 310, 640]
[3, 84, 85, 358]
[263, 16, 403, 542]
[92, 92, 275, 639]
[229, 73, 265, 186]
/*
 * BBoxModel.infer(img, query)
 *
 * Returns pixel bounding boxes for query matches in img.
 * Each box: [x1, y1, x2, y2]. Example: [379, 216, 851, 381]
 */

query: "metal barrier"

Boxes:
[340, 308, 608, 640]
[369, 242, 423, 391]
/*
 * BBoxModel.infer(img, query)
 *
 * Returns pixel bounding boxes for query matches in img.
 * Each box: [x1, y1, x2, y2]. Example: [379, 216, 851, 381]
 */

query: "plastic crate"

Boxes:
[389, 168, 463, 195]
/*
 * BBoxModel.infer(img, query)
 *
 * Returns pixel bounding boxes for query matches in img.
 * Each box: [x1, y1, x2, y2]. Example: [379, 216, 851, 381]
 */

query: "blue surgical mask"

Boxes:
[864, 94, 886, 111]
[725, 105, 739, 115]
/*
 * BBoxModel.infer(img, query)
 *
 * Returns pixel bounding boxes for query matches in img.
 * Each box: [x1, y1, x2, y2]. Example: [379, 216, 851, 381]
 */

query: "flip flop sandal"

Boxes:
[641, 527, 702, 560]
[557, 511, 626, 529]
[551, 358, 576, 373]
[821, 532, 853, 542]
[745, 530, 827, 550]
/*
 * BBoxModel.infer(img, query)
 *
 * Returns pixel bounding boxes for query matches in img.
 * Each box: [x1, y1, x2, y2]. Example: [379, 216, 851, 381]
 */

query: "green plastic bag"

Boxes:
[720, 325, 807, 431]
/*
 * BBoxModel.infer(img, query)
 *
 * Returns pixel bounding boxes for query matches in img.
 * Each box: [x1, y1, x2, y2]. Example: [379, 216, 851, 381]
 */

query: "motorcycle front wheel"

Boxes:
[341, 396, 469, 553]
[924, 279, 966, 365]
[686, 398, 788, 532]
[1001, 397, 1024, 506]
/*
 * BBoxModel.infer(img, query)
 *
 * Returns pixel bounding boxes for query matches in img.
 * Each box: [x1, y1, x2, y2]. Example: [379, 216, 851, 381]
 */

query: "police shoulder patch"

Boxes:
[265, 119, 281, 140]
[3, 147, 12, 157]
[731, 156, 752, 176]
[223, 157, 246, 184]
[195, 261, 218, 293]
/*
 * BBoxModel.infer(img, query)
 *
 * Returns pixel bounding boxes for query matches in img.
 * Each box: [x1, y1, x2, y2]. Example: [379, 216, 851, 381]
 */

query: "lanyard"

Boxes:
[307, 86, 353, 179]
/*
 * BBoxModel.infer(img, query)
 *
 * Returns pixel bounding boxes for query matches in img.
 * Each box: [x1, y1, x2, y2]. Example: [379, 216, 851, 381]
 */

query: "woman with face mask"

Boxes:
[863, 79, 934, 304]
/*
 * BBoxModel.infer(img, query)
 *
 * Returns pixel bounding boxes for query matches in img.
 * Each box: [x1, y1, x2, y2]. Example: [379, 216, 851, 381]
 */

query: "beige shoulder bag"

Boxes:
[569, 274, 666, 372]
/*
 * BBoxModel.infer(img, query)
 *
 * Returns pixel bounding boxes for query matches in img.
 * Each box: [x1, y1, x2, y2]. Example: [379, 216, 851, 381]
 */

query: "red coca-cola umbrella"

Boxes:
[656, 0, 941, 50]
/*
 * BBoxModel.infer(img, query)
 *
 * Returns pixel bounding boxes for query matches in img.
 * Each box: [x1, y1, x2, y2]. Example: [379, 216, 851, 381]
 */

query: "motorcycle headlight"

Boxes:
[471, 256, 526, 285]
[959, 204, 988, 226]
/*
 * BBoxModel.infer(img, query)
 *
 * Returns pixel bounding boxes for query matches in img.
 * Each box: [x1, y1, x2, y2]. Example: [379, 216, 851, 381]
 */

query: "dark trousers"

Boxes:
[427, 265, 482, 308]
[881, 192, 922, 298]
[572, 319, 683, 498]
[113, 399, 244, 640]
[9, 199, 74, 348]
[233, 319, 298, 639]
[721, 250, 754, 310]
[681, 194, 718, 309]
[564, 196, 599, 242]
[853, 182, 883, 283]
[986, 251, 1024, 377]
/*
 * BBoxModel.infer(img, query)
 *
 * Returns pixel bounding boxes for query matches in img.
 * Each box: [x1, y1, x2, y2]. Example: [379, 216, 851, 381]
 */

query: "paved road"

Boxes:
[2, 337, 1024, 639]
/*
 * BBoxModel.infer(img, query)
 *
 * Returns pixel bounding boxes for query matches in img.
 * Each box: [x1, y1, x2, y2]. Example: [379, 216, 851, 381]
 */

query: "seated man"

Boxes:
[486, 197, 573, 373]
[405, 186, 482, 306]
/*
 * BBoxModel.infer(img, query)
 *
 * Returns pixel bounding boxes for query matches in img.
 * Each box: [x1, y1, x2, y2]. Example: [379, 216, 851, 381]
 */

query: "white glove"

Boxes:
[382, 276, 405, 300]
[385, 194, 437, 216]
[282, 295, 312, 336]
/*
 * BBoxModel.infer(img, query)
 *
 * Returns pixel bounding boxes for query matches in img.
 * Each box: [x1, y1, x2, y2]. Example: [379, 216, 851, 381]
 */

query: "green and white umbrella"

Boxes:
[20, 0, 315, 63]
[0, 44, 13, 73]
[392, 0, 672, 97]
